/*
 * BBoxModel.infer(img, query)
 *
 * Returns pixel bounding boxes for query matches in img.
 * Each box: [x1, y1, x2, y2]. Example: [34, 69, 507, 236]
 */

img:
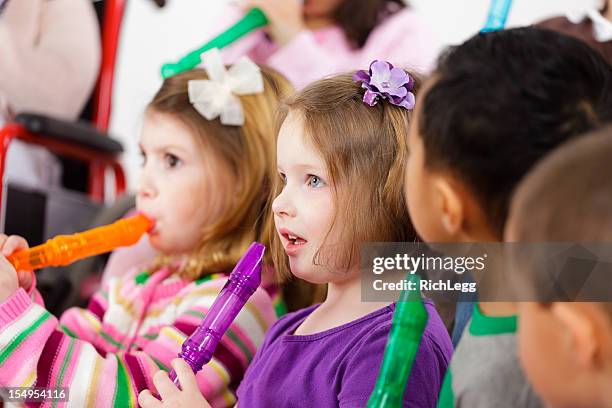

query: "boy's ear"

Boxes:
[551, 303, 599, 368]
[433, 176, 464, 236]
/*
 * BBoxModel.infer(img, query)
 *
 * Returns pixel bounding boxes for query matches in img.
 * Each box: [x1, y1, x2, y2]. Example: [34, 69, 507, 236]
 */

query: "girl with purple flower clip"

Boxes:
[141, 63, 452, 408]
[354, 60, 417, 110]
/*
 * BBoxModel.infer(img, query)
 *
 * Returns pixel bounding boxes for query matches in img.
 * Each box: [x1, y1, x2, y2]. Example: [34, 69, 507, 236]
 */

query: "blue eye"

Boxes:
[308, 175, 325, 188]
[164, 153, 181, 169]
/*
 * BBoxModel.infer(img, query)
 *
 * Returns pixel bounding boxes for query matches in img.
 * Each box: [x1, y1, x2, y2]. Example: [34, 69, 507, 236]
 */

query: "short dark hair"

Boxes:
[419, 27, 612, 237]
[509, 127, 612, 308]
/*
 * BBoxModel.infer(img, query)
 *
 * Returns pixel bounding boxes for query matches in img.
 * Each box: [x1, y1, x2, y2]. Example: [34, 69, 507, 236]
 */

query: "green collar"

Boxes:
[469, 303, 517, 336]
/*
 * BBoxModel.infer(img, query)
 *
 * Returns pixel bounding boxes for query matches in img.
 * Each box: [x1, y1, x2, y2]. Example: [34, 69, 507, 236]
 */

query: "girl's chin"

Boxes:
[289, 262, 327, 285]
[148, 235, 173, 253]
[148, 236, 195, 258]
[148, 238, 166, 253]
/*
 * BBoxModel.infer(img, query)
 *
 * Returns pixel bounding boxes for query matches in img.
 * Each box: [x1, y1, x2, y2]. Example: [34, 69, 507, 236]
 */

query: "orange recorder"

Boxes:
[7, 213, 154, 271]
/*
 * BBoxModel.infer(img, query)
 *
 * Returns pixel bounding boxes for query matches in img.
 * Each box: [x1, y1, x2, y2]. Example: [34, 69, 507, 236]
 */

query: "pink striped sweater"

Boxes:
[0, 266, 277, 407]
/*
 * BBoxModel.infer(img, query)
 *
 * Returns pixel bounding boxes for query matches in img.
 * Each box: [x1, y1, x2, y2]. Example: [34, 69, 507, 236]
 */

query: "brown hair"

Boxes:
[509, 126, 612, 309]
[148, 66, 293, 280]
[270, 72, 421, 284]
[335, 0, 407, 48]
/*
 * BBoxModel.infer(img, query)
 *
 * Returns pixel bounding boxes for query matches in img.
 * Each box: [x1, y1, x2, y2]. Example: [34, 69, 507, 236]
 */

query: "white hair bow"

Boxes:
[188, 48, 264, 126]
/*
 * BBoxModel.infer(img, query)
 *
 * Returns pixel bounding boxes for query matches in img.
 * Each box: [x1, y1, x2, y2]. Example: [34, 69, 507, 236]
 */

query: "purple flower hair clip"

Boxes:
[353, 60, 415, 110]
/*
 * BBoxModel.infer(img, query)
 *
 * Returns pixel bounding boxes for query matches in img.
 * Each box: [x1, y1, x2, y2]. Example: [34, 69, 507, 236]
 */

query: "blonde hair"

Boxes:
[270, 72, 421, 283]
[148, 66, 293, 280]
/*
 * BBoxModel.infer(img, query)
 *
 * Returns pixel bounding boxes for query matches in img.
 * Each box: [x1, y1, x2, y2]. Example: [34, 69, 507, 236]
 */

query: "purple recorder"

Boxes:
[169, 242, 265, 385]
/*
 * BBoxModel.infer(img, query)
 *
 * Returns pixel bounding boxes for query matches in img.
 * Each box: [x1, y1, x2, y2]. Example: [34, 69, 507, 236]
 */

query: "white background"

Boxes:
[110, 0, 600, 190]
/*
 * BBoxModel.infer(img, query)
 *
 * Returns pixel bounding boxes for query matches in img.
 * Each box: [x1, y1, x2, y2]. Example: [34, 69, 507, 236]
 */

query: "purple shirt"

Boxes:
[236, 299, 453, 407]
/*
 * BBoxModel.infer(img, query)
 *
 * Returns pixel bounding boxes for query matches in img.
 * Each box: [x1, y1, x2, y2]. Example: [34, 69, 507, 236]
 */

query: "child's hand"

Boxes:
[0, 234, 31, 302]
[236, 0, 305, 47]
[0, 235, 32, 290]
[138, 359, 212, 408]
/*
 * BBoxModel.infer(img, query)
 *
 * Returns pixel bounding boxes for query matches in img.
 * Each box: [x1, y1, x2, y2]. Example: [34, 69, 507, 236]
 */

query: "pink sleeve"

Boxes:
[361, 10, 439, 75]
[0, 276, 276, 407]
[26, 271, 45, 307]
[267, 9, 438, 88]
[0, 288, 173, 407]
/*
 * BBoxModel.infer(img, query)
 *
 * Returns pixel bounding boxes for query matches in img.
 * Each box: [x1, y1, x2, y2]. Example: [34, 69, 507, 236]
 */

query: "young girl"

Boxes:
[403, 28, 612, 407]
[140, 65, 453, 407]
[218, 0, 436, 88]
[106, 0, 436, 281]
[0, 51, 293, 407]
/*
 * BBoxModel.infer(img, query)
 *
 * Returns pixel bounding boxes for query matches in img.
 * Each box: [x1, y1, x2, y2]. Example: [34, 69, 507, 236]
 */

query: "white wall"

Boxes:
[411, 0, 601, 49]
[110, 0, 600, 191]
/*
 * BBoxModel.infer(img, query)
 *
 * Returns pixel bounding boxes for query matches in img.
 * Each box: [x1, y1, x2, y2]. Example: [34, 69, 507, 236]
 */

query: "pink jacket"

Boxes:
[221, 6, 437, 89]
[0, 267, 276, 407]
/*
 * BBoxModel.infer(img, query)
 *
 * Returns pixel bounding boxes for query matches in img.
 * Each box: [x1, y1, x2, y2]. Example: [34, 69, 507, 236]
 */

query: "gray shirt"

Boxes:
[437, 305, 543, 407]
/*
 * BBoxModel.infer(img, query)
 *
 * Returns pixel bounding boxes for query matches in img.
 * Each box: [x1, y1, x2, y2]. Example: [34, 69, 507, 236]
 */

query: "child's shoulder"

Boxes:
[260, 304, 394, 346]
[350, 300, 452, 358]
[269, 300, 449, 340]
[421, 299, 454, 359]
[338, 300, 453, 377]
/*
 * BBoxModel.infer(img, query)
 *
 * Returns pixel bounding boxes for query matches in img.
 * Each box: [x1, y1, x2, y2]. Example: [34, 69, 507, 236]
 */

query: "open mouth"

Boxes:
[279, 228, 308, 253]
[284, 232, 307, 246]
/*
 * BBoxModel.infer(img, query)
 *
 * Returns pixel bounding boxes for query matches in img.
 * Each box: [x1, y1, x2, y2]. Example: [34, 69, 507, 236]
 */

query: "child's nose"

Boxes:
[272, 188, 296, 218]
[136, 171, 157, 201]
